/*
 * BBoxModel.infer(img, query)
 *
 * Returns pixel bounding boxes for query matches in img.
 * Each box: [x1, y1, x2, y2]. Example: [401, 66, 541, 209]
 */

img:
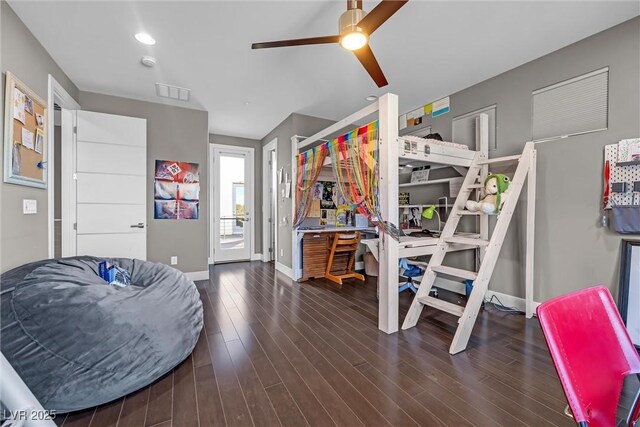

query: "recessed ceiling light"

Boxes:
[244, 101, 250, 106]
[365, 95, 378, 101]
[135, 32, 156, 45]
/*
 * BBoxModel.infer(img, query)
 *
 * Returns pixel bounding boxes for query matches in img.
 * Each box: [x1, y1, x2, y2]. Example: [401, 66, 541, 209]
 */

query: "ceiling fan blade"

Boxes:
[252, 35, 340, 49]
[358, 0, 408, 35]
[353, 45, 388, 87]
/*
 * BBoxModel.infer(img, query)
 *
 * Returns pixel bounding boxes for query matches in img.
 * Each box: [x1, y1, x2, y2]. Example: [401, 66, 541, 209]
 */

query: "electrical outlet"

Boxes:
[170, 256, 178, 265]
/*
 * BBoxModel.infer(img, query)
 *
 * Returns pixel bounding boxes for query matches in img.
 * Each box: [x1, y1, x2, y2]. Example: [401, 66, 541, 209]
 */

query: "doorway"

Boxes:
[47, 76, 80, 259]
[262, 138, 277, 262]
[211, 144, 254, 263]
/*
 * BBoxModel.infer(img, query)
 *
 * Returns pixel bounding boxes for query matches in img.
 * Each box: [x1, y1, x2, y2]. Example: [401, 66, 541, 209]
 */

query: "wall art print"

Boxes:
[154, 160, 200, 219]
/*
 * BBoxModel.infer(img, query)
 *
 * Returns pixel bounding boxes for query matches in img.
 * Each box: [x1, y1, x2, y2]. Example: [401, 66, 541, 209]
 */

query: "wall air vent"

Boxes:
[155, 83, 191, 101]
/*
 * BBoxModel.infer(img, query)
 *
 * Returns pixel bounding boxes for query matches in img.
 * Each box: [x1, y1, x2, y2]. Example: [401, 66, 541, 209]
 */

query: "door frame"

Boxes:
[47, 75, 80, 258]
[209, 143, 255, 263]
[262, 138, 277, 262]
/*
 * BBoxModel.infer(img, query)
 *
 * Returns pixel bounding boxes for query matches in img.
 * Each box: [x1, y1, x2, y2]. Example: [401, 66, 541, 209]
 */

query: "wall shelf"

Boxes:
[399, 178, 459, 188]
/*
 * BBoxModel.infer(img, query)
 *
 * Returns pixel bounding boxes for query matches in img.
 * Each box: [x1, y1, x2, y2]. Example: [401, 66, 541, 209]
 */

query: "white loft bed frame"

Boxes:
[291, 95, 535, 334]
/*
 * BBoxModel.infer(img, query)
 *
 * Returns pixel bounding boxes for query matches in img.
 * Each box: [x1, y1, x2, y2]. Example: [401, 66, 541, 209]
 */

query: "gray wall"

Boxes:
[0, 1, 80, 272]
[209, 133, 263, 256]
[403, 17, 640, 301]
[79, 91, 209, 274]
[261, 113, 335, 268]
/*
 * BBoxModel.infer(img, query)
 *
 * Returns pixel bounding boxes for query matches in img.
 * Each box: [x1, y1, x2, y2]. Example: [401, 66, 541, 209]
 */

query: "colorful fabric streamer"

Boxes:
[293, 143, 328, 227]
[293, 120, 397, 239]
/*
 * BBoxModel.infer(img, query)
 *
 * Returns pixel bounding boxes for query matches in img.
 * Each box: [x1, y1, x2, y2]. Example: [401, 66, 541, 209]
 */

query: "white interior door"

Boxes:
[212, 145, 253, 262]
[74, 111, 147, 259]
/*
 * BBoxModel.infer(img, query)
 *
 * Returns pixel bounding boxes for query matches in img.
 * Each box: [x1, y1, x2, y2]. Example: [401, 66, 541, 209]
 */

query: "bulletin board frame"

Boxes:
[3, 71, 48, 189]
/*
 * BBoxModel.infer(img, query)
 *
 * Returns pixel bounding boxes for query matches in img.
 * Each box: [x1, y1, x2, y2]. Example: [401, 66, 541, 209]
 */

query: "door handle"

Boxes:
[130, 223, 145, 228]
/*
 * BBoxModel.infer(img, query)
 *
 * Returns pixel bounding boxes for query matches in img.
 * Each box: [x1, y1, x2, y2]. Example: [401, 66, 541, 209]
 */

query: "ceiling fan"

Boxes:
[251, 0, 408, 88]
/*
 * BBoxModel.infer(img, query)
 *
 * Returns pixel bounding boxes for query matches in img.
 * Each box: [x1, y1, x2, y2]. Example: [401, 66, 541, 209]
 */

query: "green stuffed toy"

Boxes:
[465, 173, 511, 215]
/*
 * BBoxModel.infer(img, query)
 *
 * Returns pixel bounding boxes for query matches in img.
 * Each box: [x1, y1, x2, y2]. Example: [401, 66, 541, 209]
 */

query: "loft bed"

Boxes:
[291, 94, 497, 334]
[292, 96, 537, 353]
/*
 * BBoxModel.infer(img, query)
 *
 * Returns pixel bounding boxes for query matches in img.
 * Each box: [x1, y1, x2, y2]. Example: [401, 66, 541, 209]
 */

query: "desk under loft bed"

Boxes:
[290, 94, 536, 343]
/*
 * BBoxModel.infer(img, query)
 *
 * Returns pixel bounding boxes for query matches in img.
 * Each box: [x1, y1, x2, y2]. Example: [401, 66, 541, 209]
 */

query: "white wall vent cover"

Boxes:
[532, 67, 608, 141]
[155, 83, 191, 101]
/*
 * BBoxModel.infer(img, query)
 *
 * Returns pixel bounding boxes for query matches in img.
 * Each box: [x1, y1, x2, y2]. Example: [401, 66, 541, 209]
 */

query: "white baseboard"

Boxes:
[186, 270, 210, 281]
[251, 253, 263, 261]
[208, 257, 213, 265]
[275, 261, 294, 279]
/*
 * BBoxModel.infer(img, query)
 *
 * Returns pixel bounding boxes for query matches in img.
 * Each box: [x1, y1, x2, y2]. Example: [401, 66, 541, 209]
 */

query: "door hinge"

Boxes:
[268, 247, 273, 252]
[73, 223, 77, 230]
[72, 173, 78, 180]
[73, 126, 77, 134]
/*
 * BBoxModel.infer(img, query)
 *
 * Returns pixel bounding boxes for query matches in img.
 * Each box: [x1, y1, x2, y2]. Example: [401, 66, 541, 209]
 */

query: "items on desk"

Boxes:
[421, 205, 442, 233]
[355, 214, 369, 228]
[409, 207, 421, 228]
[320, 209, 336, 226]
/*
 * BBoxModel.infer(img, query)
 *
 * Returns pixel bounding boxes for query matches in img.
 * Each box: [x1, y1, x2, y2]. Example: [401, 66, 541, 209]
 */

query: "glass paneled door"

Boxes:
[211, 145, 254, 262]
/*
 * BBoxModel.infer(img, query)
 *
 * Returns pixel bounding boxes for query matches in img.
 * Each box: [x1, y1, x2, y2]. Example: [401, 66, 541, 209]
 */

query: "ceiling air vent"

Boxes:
[155, 83, 190, 101]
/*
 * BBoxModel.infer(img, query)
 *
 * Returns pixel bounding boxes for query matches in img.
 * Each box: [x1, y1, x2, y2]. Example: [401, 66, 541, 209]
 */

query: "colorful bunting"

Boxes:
[293, 121, 395, 238]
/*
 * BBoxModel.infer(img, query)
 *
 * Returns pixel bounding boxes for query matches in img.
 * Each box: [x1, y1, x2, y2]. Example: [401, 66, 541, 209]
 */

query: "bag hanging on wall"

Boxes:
[611, 205, 640, 234]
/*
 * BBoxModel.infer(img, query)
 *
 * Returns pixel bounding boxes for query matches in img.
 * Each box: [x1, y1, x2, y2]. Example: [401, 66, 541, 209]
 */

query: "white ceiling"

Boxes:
[9, 1, 639, 140]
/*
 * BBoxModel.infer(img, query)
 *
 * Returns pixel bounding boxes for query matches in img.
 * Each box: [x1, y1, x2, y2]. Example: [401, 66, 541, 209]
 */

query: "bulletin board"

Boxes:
[3, 71, 48, 188]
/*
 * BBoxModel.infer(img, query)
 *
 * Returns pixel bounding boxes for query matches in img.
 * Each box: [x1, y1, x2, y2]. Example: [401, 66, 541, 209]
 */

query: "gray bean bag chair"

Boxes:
[0, 256, 203, 412]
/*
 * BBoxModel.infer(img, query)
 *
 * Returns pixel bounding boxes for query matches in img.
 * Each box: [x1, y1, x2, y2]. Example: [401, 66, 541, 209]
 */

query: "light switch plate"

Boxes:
[23, 199, 37, 214]
[170, 256, 178, 265]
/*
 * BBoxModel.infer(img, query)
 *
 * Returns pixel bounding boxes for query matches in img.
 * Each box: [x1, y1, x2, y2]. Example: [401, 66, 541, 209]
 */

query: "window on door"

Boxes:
[211, 145, 254, 262]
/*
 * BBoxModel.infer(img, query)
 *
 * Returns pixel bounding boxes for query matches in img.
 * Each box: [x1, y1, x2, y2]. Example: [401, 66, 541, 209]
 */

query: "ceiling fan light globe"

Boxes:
[340, 32, 368, 51]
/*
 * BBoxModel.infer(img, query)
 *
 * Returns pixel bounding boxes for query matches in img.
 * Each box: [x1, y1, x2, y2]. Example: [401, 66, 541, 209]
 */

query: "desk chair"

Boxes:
[537, 286, 640, 427]
[325, 232, 365, 285]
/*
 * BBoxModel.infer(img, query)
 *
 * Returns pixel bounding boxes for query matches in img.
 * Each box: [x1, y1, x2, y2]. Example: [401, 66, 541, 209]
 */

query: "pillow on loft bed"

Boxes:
[0, 256, 203, 413]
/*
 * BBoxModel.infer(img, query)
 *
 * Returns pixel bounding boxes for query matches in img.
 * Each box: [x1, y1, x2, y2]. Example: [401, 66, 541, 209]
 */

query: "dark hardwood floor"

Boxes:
[56, 261, 638, 427]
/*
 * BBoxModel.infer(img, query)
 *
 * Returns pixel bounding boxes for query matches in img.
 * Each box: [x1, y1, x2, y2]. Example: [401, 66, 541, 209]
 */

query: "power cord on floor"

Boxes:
[483, 294, 523, 314]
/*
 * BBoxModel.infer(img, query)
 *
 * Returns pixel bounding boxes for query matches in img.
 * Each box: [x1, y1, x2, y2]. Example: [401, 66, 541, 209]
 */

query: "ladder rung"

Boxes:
[457, 211, 482, 216]
[476, 155, 521, 165]
[467, 183, 483, 188]
[417, 296, 464, 317]
[445, 236, 490, 246]
[430, 265, 478, 280]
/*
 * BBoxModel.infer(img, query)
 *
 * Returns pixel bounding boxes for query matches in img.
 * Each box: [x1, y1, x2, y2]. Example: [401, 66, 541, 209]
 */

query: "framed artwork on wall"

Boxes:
[3, 71, 48, 188]
[618, 239, 640, 350]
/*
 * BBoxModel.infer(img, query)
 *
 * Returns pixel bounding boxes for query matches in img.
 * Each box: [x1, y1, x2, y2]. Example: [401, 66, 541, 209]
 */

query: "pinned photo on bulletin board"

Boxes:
[3, 71, 48, 188]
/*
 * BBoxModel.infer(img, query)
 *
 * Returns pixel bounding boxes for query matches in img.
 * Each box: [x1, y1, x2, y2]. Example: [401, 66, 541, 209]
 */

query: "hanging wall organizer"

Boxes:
[604, 139, 640, 234]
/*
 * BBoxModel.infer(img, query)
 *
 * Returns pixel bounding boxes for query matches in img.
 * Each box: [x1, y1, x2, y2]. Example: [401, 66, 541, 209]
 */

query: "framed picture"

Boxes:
[618, 239, 640, 350]
[3, 71, 48, 188]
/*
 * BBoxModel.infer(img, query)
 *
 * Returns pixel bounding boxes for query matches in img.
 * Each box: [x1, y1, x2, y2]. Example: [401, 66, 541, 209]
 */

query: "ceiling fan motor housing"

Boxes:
[339, 8, 367, 37]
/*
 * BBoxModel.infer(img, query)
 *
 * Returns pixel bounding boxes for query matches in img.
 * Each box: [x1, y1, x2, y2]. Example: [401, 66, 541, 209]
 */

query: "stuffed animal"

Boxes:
[465, 173, 511, 214]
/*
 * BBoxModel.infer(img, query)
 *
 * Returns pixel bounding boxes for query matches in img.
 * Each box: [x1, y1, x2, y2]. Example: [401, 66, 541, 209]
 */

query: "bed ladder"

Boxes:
[401, 141, 536, 354]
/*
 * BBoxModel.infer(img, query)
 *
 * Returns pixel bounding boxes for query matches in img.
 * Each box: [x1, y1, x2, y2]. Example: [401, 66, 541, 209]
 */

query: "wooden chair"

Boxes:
[324, 232, 365, 285]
